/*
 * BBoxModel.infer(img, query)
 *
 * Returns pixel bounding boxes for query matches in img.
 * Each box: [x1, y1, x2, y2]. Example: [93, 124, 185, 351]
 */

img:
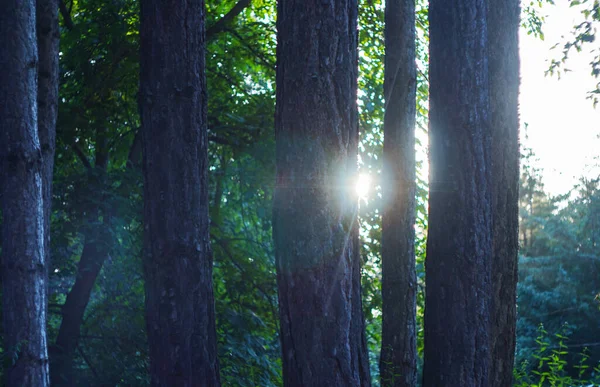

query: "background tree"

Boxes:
[48, 1, 140, 383]
[273, 0, 371, 385]
[518, 141, 560, 257]
[379, 0, 417, 385]
[423, 0, 493, 385]
[489, 0, 521, 386]
[0, 0, 51, 384]
[139, 0, 220, 384]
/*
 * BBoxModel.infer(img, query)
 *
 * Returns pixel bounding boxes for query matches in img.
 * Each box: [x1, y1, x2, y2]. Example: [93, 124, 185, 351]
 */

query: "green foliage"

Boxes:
[516, 144, 600, 382]
[44, 0, 282, 384]
[521, 1, 555, 40]
[544, 0, 600, 105]
[515, 324, 600, 386]
[1, 0, 598, 385]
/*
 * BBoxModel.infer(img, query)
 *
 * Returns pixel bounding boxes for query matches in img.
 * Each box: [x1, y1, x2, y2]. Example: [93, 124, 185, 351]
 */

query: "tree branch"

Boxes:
[59, 0, 74, 30]
[77, 345, 100, 381]
[225, 27, 275, 68]
[126, 128, 142, 169]
[206, 0, 252, 40]
[72, 143, 92, 170]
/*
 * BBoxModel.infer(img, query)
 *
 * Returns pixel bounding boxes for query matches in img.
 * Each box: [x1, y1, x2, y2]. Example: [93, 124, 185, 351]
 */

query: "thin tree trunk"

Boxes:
[50, 125, 141, 383]
[379, 0, 417, 384]
[140, 0, 221, 385]
[423, 1, 493, 386]
[273, 1, 371, 385]
[0, 1, 51, 385]
[489, 1, 520, 385]
[50, 217, 109, 385]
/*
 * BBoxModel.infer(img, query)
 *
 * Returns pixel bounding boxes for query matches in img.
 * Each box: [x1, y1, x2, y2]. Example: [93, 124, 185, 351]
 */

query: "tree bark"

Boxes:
[489, 1, 520, 386]
[37, 0, 60, 382]
[140, 0, 221, 385]
[423, 1, 493, 386]
[273, 1, 371, 386]
[0, 1, 51, 385]
[379, 0, 417, 385]
[37, 0, 59, 274]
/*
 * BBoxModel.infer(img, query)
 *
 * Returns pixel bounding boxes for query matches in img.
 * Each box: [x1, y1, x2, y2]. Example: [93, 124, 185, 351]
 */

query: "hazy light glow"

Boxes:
[519, 2, 600, 195]
[356, 173, 372, 199]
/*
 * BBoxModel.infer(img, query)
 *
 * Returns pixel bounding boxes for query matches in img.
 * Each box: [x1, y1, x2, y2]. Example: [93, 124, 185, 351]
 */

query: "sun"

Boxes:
[355, 173, 371, 199]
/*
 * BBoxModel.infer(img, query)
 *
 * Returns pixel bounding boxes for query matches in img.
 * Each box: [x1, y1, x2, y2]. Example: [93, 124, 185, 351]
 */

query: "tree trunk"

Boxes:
[139, 0, 221, 385]
[51, 129, 140, 384]
[423, 1, 493, 386]
[37, 0, 59, 277]
[273, 1, 371, 385]
[0, 1, 51, 385]
[489, 1, 520, 386]
[50, 217, 110, 385]
[379, 0, 417, 385]
[37, 0, 60, 382]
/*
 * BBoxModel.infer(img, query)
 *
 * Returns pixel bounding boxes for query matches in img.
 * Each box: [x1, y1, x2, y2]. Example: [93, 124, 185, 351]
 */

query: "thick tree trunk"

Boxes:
[140, 0, 221, 385]
[38, 0, 60, 382]
[379, 0, 417, 385]
[273, 1, 371, 386]
[489, 1, 520, 386]
[0, 1, 51, 385]
[423, 1, 493, 386]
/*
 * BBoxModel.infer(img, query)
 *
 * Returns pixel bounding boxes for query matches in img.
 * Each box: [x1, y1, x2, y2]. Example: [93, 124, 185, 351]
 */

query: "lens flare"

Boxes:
[355, 173, 371, 199]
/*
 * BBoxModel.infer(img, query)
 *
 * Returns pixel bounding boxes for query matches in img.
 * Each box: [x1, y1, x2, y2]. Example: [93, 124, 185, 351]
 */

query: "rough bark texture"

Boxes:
[37, 0, 60, 382]
[140, 0, 221, 385]
[0, 1, 51, 385]
[273, 1, 371, 386]
[489, 1, 520, 386]
[379, 0, 417, 385]
[37, 0, 59, 266]
[423, 1, 492, 386]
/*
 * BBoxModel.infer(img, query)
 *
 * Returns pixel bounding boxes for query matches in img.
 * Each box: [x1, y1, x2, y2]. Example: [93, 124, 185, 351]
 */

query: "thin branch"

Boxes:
[206, 0, 252, 40]
[77, 345, 100, 381]
[126, 127, 142, 169]
[59, 0, 74, 30]
[72, 143, 92, 170]
[212, 235, 277, 320]
[226, 27, 275, 68]
[522, 341, 600, 350]
[209, 134, 247, 147]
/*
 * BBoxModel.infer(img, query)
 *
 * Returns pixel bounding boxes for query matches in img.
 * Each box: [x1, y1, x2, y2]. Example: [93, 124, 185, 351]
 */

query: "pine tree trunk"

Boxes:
[37, 0, 59, 269]
[273, 1, 371, 385]
[139, 0, 220, 385]
[379, 0, 417, 385]
[0, 1, 51, 385]
[37, 0, 60, 382]
[423, 1, 493, 386]
[489, 1, 520, 385]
